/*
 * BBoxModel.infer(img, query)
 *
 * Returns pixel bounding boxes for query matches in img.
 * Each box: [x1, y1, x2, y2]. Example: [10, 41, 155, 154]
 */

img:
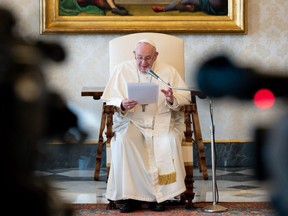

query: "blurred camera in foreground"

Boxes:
[1, 7, 86, 216]
[196, 55, 288, 216]
[196, 55, 288, 100]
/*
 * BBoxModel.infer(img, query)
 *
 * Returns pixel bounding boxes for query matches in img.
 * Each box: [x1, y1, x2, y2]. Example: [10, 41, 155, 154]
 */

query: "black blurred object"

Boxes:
[253, 113, 288, 216]
[262, 112, 288, 216]
[253, 127, 272, 181]
[196, 55, 288, 216]
[36, 41, 66, 62]
[0, 7, 15, 34]
[0, 7, 85, 216]
[196, 55, 288, 99]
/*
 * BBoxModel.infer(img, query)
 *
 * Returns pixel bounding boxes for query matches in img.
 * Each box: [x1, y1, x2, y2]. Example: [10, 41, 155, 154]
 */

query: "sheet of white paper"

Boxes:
[128, 83, 158, 104]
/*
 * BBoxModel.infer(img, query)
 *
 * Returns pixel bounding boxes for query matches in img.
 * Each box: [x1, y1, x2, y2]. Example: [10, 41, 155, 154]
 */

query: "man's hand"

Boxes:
[161, 84, 174, 105]
[121, 99, 138, 111]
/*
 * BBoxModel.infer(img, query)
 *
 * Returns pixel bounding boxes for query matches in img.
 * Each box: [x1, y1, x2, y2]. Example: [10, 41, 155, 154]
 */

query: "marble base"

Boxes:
[36, 142, 256, 170]
[196, 142, 256, 167]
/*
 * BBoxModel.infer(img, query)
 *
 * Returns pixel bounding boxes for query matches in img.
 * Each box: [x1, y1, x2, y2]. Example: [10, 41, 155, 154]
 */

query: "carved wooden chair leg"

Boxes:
[94, 104, 114, 181]
[103, 105, 114, 181]
[105, 141, 111, 183]
[93, 104, 108, 181]
[94, 140, 103, 181]
[195, 139, 208, 180]
[191, 96, 208, 180]
[181, 107, 195, 208]
[181, 165, 195, 209]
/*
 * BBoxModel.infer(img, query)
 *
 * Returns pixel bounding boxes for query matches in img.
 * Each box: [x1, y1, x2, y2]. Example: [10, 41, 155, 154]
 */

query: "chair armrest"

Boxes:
[81, 86, 105, 100]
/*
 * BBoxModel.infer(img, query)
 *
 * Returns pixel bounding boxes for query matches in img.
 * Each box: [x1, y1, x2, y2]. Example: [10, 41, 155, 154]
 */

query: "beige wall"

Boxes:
[1, 0, 287, 143]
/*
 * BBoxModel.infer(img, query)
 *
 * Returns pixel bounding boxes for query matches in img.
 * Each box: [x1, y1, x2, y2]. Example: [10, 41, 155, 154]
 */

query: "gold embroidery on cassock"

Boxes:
[158, 172, 176, 185]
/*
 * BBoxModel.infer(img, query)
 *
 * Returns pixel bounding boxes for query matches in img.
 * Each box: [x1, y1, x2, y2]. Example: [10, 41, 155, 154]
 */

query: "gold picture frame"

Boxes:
[40, 0, 246, 34]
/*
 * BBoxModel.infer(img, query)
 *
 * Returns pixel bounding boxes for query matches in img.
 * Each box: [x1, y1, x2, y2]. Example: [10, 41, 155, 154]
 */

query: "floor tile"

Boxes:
[35, 167, 271, 204]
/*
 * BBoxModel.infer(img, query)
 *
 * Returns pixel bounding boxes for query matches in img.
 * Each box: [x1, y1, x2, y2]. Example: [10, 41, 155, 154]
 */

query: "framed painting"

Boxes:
[40, 0, 246, 34]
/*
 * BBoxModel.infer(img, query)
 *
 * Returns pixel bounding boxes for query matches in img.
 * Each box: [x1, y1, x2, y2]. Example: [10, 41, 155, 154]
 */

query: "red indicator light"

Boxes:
[253, 88, 275, 110]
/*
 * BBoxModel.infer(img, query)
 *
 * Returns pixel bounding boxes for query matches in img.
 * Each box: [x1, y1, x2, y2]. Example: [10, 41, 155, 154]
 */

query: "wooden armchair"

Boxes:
[81, 32, 208, 208]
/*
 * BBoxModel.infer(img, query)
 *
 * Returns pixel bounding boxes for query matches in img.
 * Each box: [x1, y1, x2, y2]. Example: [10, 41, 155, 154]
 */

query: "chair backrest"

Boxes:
[109, 32, 185, 80]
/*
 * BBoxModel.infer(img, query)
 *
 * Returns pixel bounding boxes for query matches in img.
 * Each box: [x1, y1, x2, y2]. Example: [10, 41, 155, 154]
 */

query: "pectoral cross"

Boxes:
[142, 104, 148, 112]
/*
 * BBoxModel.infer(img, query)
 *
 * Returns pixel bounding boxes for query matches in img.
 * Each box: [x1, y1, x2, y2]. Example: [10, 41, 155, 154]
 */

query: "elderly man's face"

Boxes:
[134, 43, 158, 73]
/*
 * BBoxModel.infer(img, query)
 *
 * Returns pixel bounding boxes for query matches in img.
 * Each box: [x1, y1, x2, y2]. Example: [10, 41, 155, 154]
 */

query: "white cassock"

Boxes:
[101, 59, 191, 203]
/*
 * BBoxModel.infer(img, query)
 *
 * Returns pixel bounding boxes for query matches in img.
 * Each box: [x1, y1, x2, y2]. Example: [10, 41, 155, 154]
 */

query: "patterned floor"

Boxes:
[35, 167, 272, 204]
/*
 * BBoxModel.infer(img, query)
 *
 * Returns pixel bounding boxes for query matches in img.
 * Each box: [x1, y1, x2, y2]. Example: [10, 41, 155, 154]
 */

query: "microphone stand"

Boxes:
[146, 69, 206, 97]
[147, 69, 227, 212]
[203, 97, 227, 213]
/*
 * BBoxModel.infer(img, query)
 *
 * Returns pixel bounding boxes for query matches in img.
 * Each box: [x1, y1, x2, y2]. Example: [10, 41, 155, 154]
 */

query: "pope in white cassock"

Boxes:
[101, 38, 191, 213]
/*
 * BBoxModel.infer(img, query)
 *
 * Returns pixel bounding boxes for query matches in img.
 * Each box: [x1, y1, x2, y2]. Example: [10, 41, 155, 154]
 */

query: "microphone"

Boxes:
[146, 68, 158, 78]
[146, 68, 207, 99]
[146, 68, 162, 81]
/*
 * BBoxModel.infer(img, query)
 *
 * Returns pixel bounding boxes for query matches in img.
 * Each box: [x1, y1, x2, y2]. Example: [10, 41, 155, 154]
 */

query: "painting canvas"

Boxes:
[40, 0, 246, 34]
